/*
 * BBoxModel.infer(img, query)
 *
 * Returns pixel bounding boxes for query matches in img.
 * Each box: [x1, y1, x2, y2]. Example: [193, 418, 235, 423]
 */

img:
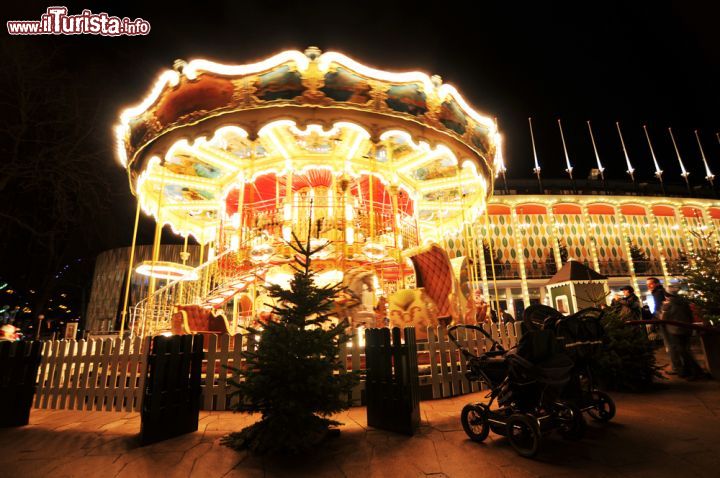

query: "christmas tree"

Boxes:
[592, 309, 662, 390]
[482, 240, 501, 277]
[547, 240, 569, 273]
[223, 232, 359, 454]
[628, 242, 649, 274]
[683, 231, 720, 326]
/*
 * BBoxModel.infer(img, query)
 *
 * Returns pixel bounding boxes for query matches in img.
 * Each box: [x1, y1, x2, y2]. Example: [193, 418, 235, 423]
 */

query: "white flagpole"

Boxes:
[615, 122, 636, 184]
[586, 121, 605, 180]
[643, 125, 665, 194]
[694, 130, 714, 187]
[557, 119, 576, 191]
[494, 118, 508, 193]
[528, 117, 543, 193]
[668, 127, 691, 195]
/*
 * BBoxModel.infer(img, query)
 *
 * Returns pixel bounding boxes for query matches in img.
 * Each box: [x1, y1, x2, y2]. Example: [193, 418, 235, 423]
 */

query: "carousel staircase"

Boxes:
[199, 272, 257, 308]
[130, 244, 255, 336]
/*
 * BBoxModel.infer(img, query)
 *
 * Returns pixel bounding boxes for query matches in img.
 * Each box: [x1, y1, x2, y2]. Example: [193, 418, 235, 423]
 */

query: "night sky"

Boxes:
[2, 0, 719, 293]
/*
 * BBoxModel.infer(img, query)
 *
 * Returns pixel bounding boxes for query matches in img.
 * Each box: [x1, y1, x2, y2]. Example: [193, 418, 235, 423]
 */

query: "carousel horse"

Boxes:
[387, 288, 440, 340]
[338, 267, 377, 326]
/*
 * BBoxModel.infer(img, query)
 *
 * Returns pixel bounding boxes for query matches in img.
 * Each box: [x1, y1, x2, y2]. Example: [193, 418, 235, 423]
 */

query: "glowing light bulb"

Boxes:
[250, 243, 275, 263]
[362, 242, 386, 261]
[283, 203, 292, 221]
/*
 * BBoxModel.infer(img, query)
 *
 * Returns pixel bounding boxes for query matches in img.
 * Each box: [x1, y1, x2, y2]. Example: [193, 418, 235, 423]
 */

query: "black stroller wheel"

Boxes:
[506, 414, 541, 458]
[461, 404, 490, 442]
[588, 391, 616, 422]
[556, 402, 586, 440]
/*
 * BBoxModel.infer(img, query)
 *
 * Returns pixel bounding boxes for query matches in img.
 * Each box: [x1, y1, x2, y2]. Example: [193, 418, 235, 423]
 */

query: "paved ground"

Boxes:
[2, 371, 719, 477]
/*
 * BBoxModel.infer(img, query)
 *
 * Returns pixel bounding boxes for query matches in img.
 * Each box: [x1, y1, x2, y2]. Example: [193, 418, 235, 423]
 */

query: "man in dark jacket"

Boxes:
[659, 285, 704, 378]
[617, 285, 642, 321]
[646, 277, 665, 318]
[500, 308, 515, 324]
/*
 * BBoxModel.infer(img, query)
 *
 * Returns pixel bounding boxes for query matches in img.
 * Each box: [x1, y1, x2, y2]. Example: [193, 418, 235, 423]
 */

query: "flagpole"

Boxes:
[528, 117, 543, 194]
[616, 122, 636, 188]
[643, 125, 665, 195]
[557, 119, 576, 192]
[668, 127, 692, 196]
[695, 130, 715, 189]
[586, 121, 607, 192]
[495, 118, 509, 193]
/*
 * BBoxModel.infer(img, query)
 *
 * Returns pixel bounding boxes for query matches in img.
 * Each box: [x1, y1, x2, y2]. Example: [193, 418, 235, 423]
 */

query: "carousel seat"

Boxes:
[409, 244, 454, 317]
[171, 304, 232, 335]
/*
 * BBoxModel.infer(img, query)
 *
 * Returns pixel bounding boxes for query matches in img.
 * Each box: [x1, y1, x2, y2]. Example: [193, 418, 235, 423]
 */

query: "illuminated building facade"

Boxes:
[462, 183, 718, 318]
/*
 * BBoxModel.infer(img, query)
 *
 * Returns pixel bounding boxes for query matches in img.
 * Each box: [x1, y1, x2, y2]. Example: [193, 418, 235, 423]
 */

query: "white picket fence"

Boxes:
[335, 322, 523, 401]
[420, 322, 522, 398]
[34, 337, 149, 412]
[202, 334, 248, 411]
[33, 323, 522, 411]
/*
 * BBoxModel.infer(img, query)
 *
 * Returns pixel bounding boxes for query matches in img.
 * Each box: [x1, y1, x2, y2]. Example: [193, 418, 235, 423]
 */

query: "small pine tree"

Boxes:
[629, 242, 649, 274]
[222, 233, 359, 455]
[592, 309, 662, 391]
[559, 241, 569, 264]
[547, 240, 569, 273]
[683, 231, 720, 326]
[482, 240, 501, 276]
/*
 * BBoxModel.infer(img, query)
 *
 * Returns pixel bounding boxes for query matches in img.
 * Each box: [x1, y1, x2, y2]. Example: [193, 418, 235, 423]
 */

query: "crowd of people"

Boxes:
[611, 277, 706, 380]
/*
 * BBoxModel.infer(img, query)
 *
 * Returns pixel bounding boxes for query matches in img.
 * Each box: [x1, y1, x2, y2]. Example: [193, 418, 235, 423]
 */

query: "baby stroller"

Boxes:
[529, 305, 616, 423]
[448, 322, 586, 457]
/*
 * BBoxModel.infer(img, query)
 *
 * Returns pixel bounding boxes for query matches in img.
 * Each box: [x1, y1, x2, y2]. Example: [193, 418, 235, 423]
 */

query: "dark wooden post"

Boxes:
[0, 341, 42, 427]
[700, 333, 720, 378]
[140, 334, 203, 445]
[365, 327, 420, 435]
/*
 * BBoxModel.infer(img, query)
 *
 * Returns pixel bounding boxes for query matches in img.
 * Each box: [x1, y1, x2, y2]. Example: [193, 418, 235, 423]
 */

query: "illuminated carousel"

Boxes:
[116, 47, 501, 337]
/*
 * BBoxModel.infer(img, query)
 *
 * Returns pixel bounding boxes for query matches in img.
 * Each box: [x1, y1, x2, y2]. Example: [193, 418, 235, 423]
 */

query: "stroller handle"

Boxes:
[447, 324, 506, 357]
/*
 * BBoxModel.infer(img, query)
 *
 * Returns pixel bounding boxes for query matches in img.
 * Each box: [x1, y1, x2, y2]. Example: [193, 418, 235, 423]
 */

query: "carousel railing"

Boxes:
[232, 198, 419, 251]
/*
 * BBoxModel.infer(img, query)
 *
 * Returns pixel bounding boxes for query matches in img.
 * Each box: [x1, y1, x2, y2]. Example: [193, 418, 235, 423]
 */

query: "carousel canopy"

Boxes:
[115, 47, 501, 242]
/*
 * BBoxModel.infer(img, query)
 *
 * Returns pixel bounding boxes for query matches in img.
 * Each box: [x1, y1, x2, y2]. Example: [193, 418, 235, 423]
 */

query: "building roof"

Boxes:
[493, 177, 715, 200]
[546, 260, 607, 286]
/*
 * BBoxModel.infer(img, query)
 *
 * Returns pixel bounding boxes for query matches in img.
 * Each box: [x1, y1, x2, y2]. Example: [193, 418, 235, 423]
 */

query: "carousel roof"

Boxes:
[116, 47, 499, 182]
[115, 48, 501, 242]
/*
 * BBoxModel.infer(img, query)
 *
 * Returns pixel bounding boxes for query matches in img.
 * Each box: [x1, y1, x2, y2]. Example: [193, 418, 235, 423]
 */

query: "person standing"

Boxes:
[500, 308, 515, 323]
[646, 277, 665, 318]
[488, 308, 499, 324]
[659, 285, 704, 379]
[617, 285, 642, 321]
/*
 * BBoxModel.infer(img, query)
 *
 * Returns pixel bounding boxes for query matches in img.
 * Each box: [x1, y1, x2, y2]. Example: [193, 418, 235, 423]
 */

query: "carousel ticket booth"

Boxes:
[114, 47, 502, 337]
